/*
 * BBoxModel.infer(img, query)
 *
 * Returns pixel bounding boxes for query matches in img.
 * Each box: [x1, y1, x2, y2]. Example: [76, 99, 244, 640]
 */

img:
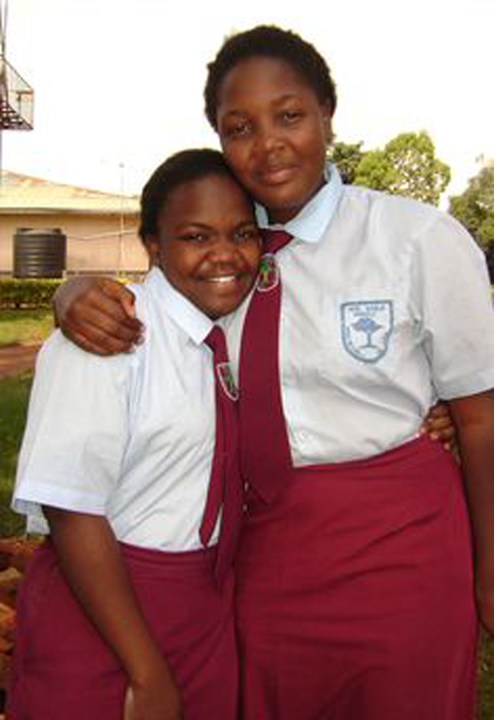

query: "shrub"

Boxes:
[0, 279, 63, 309]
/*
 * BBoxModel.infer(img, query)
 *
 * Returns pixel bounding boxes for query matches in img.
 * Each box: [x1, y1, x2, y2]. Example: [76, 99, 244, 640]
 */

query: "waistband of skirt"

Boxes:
[39, 537, 217, 569]
[119, 541, 217, 567]
[294, 435, 451, 478]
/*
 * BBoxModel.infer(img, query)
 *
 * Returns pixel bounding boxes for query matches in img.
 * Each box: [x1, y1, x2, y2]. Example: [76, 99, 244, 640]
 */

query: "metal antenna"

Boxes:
[0, 0, 7, 184]
[0, 0, 7, 56]
[0, 0, 34, 188]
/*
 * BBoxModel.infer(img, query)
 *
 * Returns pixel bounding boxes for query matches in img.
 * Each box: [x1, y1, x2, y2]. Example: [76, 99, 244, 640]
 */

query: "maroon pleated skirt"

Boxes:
[236, 436, 478, 720]
[7, 541, 238, 719]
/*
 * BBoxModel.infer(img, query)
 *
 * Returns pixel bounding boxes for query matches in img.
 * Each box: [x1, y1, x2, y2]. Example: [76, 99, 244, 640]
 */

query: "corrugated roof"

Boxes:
[0, 171, 139, 214]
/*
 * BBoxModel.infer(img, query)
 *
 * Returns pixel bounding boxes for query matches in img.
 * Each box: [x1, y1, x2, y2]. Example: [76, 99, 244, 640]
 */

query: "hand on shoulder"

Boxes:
[53, 276, 143, 356]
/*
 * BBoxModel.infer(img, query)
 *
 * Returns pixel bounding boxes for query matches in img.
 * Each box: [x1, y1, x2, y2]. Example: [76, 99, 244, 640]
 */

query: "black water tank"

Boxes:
[13, 228, 67, 278]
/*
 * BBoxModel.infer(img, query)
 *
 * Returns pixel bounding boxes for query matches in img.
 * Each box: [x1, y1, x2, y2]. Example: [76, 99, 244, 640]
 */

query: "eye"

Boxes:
[281, 109, 302, 124]
[224, 119, 251, 140]
[178, 231, 207, 243]
[234, 227, 261, 243]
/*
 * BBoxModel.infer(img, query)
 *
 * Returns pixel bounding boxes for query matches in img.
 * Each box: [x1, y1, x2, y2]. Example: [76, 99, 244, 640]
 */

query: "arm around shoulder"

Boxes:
[52, 275, 143, 355]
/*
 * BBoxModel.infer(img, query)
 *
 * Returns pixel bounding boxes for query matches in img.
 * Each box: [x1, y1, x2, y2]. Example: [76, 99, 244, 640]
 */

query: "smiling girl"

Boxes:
[8, 149, 261, 720]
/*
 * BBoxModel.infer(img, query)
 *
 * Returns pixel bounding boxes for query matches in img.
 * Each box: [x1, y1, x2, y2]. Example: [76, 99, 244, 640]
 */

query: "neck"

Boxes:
[267, 175, 327, 225]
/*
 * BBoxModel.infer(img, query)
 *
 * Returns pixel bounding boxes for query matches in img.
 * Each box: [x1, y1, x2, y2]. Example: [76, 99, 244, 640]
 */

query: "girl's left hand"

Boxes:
[123, 679, 184, 720]
[421, 401, 457, 453]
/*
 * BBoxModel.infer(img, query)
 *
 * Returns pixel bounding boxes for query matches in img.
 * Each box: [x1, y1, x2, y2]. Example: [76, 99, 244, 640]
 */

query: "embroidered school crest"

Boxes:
[216, 362, 239, 401]
[256, 253, 280, 292]
[341, 300, 394, 363]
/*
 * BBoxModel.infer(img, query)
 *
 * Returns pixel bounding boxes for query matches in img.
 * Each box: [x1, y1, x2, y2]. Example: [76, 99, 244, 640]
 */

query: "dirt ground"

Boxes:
[0, 345, 41, 380]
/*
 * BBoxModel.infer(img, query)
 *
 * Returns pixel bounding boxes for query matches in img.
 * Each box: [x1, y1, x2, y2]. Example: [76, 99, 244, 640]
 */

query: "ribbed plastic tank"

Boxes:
[13, 228, 67, 278]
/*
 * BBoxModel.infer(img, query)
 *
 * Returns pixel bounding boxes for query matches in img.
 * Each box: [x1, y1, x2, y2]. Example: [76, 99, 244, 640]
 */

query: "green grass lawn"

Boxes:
[0, 366, 494, 718]
[0, 372, 33, 536]
[0, 308, 54, 347]
[477, 632, 494, 719]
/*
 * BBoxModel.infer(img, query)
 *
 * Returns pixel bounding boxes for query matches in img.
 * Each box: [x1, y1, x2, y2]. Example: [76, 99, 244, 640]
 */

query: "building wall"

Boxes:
[0, 212, 149, 276]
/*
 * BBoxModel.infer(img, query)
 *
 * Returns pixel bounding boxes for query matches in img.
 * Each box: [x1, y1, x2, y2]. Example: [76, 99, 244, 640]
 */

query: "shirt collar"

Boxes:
[143, 266, 214, 346]
[255, 162, 344, 244]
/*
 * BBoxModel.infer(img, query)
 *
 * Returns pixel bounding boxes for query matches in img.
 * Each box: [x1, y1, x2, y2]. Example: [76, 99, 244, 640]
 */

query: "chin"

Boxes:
[259, 190, 304, 220]
[199, 301, 229, 319]
[209, 305, 233, 319]
[211, 300, 244, 318]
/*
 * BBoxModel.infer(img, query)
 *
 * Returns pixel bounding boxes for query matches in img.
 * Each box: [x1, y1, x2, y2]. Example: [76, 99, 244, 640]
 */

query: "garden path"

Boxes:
[0, 345, 41, 379]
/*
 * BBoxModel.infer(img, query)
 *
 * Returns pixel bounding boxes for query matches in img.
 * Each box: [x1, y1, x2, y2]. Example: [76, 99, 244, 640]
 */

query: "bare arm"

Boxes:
[44, 508, 183, 720]
[448, 389, 493, 634]
[52, 276, 143, 355]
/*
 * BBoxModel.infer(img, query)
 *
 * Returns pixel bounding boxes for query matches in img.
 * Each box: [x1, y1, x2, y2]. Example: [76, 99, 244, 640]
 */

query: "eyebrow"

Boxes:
[221, 93, 303, 118]
[173, 222, 212, 231]
[235, 219, 259, 229]
[173, 218, 257, 231]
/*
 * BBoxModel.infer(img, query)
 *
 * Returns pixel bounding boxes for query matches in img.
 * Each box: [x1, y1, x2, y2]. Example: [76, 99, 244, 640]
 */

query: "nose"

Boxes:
[208, 234, 241, 266]
[253, 119, 284, 157]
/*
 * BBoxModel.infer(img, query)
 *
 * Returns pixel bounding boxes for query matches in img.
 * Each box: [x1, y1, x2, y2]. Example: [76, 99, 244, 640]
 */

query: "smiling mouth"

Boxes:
[205, 275, 239, 285]
[258, 165, 296, 185]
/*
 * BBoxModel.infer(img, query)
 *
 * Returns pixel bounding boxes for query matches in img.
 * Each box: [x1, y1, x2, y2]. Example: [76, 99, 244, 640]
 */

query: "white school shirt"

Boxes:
[13, 267, 221, 551]
[223, 164, 494, 465]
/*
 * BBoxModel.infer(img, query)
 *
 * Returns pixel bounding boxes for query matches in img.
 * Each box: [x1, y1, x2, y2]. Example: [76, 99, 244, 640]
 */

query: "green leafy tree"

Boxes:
[327, 141, 365, 184]
[449, 163, 494, 280]
[448, 164, 494, 251]
[353, 131, 451, 206]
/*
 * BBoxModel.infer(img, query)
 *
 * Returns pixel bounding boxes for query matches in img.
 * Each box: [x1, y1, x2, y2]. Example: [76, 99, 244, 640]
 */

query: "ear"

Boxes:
[320, 101, 334, 144]
[144, 237, 161, 266]
[324, 119, 334, 144]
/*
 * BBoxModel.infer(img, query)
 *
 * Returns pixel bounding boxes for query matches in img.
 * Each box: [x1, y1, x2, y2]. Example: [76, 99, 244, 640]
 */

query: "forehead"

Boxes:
[159, 173, 254, 223]
[218, 56, 317, 112]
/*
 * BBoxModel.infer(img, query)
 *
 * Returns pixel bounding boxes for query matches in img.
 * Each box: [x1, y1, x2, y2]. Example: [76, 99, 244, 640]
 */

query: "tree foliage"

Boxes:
[327, 141, 365, 184]
[353, 131, 450, 206]
[448, 165, 494, 251]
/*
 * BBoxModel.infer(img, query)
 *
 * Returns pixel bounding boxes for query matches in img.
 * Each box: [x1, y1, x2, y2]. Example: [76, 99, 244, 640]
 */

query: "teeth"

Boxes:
[206, 276, 237, 284]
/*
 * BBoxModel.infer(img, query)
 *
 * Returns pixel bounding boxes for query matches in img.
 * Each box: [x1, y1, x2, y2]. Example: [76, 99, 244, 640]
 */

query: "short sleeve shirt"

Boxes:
[223, 165, 494, 465]
[12, 268, 220, 551]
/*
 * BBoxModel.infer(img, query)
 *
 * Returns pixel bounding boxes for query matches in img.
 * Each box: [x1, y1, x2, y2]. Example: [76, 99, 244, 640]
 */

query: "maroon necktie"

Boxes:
[201, 326, 243, 586]
[238, 229, 294, 504]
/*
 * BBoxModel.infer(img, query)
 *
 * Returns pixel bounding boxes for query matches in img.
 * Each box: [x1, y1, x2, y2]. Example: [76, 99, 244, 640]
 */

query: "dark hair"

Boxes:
[139, 148, 246, 241]
[204, 25, 337, 130]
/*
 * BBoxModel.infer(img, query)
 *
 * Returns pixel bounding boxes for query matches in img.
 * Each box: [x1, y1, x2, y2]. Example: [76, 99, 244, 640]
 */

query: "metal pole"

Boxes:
[118, 162, 125, 275]
[0, 0, 7, 189]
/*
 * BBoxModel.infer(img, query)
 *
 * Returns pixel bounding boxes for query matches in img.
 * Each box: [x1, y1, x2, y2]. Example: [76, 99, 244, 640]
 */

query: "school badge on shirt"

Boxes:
[216, 363, 239, 401]
[341, 300, 394, 363]
[256, 254, 280, 292]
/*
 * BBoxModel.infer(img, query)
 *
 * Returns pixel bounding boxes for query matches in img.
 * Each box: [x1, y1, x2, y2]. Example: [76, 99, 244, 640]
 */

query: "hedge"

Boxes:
[0, 279, 63, 309]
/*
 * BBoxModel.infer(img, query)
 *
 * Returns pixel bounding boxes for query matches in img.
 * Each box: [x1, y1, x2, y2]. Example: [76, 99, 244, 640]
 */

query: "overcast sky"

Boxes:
[1, 0, 496, 200]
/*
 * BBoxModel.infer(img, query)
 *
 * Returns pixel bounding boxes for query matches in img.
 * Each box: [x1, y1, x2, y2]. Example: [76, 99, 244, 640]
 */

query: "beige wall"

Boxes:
[0, 212, 149, 276]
